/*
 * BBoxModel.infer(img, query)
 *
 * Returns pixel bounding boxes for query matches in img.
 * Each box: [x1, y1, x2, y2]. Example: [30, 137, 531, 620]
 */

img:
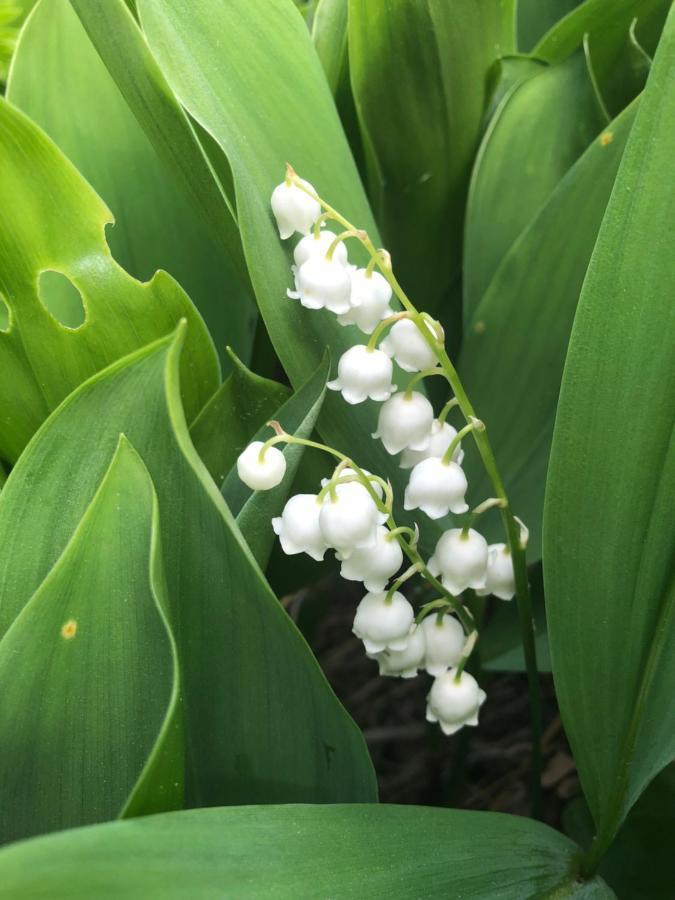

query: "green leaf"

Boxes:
[312, 0, 348, 94]
[224, 354, 329, 569]
[543, 6, 675, 858]
[517, 0, 582, 51]
[459, 98, 636, 559]
[563, 764, 675, 899]
[348, 0, 513, 316]
[7, 0, 256, 373]
[0, 436, 182, 844]
[190, 350, 290, 487]
[0, 96, 219, 463]
[0, 329, 376, 807]
[133, 0, 437, 551]
[464, 51, 605, 319]
[0, 804, 613, 898]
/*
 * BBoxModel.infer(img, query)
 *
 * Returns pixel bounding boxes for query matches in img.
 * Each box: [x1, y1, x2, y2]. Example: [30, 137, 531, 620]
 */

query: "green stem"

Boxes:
[404, 368, 445, 396]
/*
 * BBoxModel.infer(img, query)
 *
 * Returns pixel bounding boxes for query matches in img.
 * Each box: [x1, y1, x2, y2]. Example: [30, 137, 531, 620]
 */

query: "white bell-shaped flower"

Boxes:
[337, 269, 393, 334]
[404, 458, 469, 519]
[236, 441, 286, 491]
[373, 391, 434, 455]
[338, 525, 403, 592]
[475, 543, 516, 601]
[426, 669, 486, 735]
[371, 624, 426, 678]
[428, 528, 488, 595]
[400, 419, 464, 469]
[271, 177, 321, 239]
[319, 485, 381, 557]
[321, 467, 384, 501]
[327, 345, 396, 404]
[380, 318, 439, 373]
[289, 256, 352, 314]
[272, 493, 326, 561]
[293, 229, 348, 268]
[352, 590, 414, 654]
[421, 613, 465, 676]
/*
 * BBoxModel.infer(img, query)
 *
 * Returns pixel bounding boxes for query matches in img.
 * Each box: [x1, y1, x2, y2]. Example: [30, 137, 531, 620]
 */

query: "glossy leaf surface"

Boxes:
[0, 438, 181, 844]
[0, 96, 219, 462]
[543, 6, 675, 853]
[0, 804, 612, 899]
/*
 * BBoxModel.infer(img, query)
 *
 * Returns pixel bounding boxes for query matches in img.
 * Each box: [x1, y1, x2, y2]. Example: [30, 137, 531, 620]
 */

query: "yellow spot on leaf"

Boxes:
[61, 619, 77, 640]
[473, 320, 486, 335]
[600, 132, 614, 146]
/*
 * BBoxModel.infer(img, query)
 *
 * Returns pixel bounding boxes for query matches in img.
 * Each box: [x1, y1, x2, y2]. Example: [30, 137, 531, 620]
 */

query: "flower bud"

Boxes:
[337, 269, 393, 334]
[352, 590, 415, 654]
[400, 419, 464, 469]
[475, 543, 516, 601]
[319, 486, 381, 558]
[426, 669, 486, 735]
[428, 528, 488, 595]
[272, 493, 327, 561]
[338, 525, 403, 592]
[236, 441, 286, 491]
[290, 256, 352, 313]
[327, 345, 396, 405]
[373, 391, 434, 455]
[421, 613, 465, 676]
[380, 318, 439, 372]
[293, 229, 348, 268]
[271, 177, 321, 239]
[404, 458, 469, 519]
[372, 624, 426, 678]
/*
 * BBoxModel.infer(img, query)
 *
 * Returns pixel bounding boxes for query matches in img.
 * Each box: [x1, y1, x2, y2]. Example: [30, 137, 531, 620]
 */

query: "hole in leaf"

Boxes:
[0, 293, 10, 332]
[38, 270, 86, 329]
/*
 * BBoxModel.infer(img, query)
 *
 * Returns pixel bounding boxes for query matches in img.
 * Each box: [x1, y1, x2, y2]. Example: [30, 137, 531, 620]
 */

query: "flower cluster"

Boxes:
[234, 170, 528, 737]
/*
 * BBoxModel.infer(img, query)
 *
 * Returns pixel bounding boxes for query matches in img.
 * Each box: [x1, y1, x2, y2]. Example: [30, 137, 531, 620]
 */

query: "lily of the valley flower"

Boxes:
[352, 590, 415, 654]
[476, 543, 516, 601]
[293, 229, 348, 268]
[338, 524, 404, 592]
[288, 256, 352, 313]
[404, 458, 469, 519]
[400, 419, 464, 469]
[319, 484, 382, 558]
[236, 441, 286, 491]
[327, 345, 396, 404]
[426, 669, 486, 735]
[271, 177, 321, 239]
[338, 269, 393, 334]
[373, 391, 434, 455]
[380, 318, 439, 372]
[428, 527, 488, 595]
[420, 613, 466, 676]
[372, 624, 426, 678]
[272, 494, 327, 561]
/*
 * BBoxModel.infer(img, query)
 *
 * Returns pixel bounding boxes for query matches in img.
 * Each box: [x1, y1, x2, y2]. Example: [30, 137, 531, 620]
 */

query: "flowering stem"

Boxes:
[404, 368, 445, 397]
[441, 418, 484, 466]
[366, 311, 408, 352]
[438, 397, 460, 424]
[290, 173, 542, 816]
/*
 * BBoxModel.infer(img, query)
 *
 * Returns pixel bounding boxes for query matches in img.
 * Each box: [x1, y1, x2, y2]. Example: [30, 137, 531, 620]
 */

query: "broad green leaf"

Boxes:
[0, 329, 376, 806]
[349, 0, 513, 316]
[464, 51, 604, 318]
[0, 437, 182, 844]
[0, 1, 21, 83]
[134, 0, 439, 552]
[460, 99, 636, 559]
[7, 0, 256, 372]
[0, 96, 219, 463]
[543, 6, 675, 857]
[0, 804, 613, 898]
[190, 350, 290, 487]
[312, 0, 348, 94]
[563, 765, 675, 899]
[224, 355, 329, 569]
[517, 0, 582, 51]
[70, 0, 247, 279]
[532, 0, 669, 65]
